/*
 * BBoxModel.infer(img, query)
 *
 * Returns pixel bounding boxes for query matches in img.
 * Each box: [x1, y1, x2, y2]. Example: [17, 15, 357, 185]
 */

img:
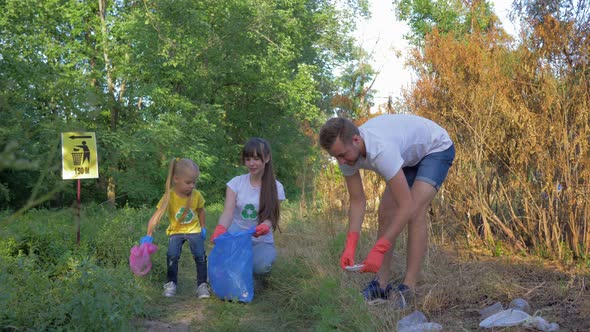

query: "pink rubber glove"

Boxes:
[210, 224, 227, 243]
[254, 223, 270, 237]
[340, 231, 360, 269]
[361, 237, 392, 273]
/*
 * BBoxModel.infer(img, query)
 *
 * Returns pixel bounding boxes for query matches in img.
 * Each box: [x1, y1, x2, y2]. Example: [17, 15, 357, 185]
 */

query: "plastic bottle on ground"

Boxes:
[508, 298, 531, 314]
[397, 311, 443, 332]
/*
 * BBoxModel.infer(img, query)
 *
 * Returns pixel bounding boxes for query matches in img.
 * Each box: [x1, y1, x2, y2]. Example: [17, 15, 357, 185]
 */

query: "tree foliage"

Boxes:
[394, 0, 500, 47]
[0, 0, 369, 210]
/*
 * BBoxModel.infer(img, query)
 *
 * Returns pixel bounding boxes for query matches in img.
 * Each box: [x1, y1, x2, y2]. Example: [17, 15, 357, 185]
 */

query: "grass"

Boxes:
[193, 202, 589, 331]
[142, 202, 379, 331]
[2, 202, 589, 331]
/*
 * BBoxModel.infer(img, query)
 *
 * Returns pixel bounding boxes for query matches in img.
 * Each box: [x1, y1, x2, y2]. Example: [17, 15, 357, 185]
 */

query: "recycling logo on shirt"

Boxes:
[241, 204, 258, 220]
[176, 207, 194, 224]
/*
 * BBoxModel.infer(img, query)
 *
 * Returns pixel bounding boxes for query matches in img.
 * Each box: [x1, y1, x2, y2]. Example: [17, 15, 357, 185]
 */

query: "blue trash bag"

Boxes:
[209, 228, 255, 303]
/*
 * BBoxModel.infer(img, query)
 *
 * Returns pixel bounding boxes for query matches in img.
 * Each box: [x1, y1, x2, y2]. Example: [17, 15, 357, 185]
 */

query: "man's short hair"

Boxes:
[319, 117, 359, 151]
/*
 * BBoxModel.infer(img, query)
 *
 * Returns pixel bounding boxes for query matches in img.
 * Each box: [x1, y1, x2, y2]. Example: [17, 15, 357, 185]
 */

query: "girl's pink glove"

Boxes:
[360, 238, 392, 273]
[254, 223, 270, 237]
[210, 224, 227, 243]
[340, 231, 359, 269]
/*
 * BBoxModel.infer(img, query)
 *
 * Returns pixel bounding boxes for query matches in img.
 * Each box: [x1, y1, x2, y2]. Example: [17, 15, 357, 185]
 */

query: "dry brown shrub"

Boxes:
[400, 12, 590, 261]
[314, 17, 589, 258]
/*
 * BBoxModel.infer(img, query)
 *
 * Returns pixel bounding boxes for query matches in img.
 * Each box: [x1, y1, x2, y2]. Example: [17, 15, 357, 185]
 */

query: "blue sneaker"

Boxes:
[361, 278, 393, 305]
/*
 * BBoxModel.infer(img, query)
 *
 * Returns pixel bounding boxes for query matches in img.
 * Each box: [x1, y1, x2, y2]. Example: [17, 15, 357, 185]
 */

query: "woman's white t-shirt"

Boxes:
[227, 173, 286, 244]
[339, 114, 453, 181]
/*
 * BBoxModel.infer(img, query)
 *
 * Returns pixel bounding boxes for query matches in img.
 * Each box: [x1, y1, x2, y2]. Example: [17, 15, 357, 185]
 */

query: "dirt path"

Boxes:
[133, 254, 208, 331]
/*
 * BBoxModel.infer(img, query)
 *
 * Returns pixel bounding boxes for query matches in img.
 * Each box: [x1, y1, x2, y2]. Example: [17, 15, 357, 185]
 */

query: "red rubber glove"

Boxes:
[210, 224, 227, 243]
[254, 223, 270, 237]
[340, 231, 360, 269]
[361, 237, 392, 273]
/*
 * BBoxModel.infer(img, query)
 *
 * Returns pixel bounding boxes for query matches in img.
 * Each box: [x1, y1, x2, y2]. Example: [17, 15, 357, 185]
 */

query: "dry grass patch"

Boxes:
[303, 207, 589, 331]
[409, 243, 590, 331]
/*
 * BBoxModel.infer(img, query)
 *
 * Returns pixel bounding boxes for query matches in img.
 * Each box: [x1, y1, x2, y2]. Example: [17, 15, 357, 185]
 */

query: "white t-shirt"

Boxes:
[340, 114, 453, 181]
[227, 173, 286, 244]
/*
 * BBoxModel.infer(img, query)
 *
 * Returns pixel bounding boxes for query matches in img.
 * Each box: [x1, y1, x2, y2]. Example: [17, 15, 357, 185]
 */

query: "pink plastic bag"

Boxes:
[129, 243, 158, 276]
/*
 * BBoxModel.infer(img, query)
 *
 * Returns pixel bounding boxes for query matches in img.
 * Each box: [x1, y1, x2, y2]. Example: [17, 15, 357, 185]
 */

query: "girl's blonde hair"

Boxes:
[153, 158, 199, 224]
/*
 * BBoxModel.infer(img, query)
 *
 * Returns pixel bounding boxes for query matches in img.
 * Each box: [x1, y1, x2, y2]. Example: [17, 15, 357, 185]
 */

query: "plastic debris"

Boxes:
[479, 301, 504, 320]
[523, 316, 560, 332]
[479, 300, 560, 331]
[508, 297, 531, 314]
[397, 310, 443, 332]
[479, 309, 530, 328]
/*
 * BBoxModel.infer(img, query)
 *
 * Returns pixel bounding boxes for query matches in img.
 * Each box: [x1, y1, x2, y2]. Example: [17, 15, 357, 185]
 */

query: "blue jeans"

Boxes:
[227, 223, 276, 275]
[167, 233, 207, 285]
[403, 144, 455, 190]
[252, 242, 276, 274]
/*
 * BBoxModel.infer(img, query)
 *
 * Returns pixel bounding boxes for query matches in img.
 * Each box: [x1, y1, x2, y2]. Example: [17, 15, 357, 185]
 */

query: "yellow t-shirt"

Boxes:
[157, 189, 205, 236]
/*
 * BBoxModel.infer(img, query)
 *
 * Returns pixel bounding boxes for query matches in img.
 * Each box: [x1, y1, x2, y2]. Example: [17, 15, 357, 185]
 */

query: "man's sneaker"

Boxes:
[196, 282, 211, 299]
[163, 281, 177, 297]
[361, 278, 393, 305]
[391, 284, 415, 309]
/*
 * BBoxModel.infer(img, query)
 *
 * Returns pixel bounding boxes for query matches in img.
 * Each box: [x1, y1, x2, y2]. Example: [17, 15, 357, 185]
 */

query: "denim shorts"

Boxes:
[403, 144, 455, 190]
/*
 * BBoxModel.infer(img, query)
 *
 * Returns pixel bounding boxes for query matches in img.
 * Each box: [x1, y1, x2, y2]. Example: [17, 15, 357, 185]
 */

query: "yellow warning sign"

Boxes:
[61, 132, 99, 179]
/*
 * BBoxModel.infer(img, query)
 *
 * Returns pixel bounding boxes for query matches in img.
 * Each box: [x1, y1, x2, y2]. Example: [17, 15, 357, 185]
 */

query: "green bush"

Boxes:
[0, 205, 156, 330]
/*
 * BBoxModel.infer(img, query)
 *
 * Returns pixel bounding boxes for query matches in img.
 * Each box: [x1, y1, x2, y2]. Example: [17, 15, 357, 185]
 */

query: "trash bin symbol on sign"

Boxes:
[72, 149, 84, 166]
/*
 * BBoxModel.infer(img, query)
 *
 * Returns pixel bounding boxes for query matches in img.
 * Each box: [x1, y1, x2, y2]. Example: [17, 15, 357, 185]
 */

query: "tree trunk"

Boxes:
[107, 175, 116, 208]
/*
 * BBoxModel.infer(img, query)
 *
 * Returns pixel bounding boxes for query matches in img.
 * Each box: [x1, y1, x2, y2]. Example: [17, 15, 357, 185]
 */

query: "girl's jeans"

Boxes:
[166, 233, 207, 285]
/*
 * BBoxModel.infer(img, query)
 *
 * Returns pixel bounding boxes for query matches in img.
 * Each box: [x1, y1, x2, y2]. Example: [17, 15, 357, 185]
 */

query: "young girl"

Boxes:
[210, 138, 286, 285]
[140, 158, 210, 298]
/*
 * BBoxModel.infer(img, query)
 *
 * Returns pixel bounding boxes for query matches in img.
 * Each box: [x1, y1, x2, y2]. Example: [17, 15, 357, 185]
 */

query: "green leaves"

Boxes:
[1, 0, 369, 209]
[394, 0, 497, 46]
